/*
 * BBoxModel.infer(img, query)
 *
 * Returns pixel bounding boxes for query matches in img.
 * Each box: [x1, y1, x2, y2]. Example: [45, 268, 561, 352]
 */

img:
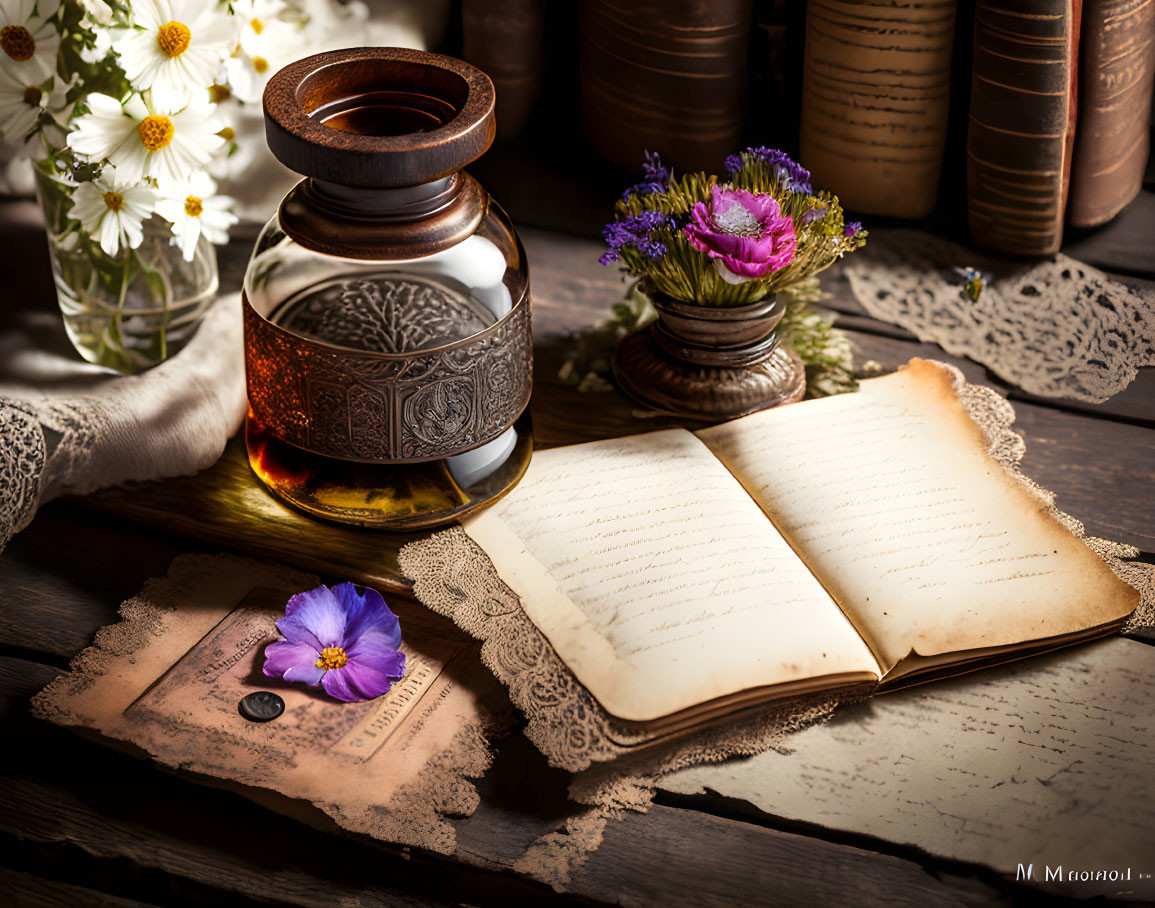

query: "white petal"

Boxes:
[98, 211, 121, 256]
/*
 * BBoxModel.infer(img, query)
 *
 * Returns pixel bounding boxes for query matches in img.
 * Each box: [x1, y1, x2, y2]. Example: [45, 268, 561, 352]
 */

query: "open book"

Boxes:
[463, 360, 1138, 735]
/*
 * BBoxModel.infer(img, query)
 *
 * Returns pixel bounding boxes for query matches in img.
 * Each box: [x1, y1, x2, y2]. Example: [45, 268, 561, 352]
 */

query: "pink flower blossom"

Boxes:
[683, 186, 797, 284]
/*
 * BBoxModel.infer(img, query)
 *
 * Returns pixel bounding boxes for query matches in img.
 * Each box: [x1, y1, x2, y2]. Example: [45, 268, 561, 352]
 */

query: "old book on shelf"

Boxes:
[968, 0, 1081, 255]
[452, 360, 1137, 739]
[1068, 0, 1155, 228]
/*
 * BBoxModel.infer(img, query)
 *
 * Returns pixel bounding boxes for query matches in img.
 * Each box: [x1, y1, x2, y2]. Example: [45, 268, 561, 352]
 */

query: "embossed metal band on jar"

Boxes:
[243, 284, 532, 464]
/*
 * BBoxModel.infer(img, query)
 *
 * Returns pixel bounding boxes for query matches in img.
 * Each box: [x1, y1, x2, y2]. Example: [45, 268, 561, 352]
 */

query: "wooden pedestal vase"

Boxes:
[612, 292, 806, 420]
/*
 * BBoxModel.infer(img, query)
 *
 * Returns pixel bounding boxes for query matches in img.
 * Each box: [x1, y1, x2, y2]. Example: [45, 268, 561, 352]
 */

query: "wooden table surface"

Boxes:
[1, 200, 1153, 907]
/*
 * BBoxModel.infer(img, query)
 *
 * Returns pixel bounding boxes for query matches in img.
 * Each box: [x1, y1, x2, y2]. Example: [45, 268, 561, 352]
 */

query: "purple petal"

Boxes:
[333, 582, 401, 648]
[342, 657, 404, 700]
[262, 641, 324, 686]
[346, 636, 406, 677]
[320, 668, 363, 702]
[279, 585, 347, 649]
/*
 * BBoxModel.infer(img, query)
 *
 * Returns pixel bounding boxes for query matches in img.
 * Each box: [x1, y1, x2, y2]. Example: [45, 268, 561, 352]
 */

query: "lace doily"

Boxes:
[844, 230, 1155, 403]
[31, 553, 513, 855]
[399, 362, 1153, 887]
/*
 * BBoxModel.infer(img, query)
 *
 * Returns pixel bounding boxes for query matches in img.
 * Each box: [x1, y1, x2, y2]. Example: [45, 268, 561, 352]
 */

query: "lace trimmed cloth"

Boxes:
[0, 293, 247, 553]
[843, 229, 1155, 403]
[399, 363, 1154, 888]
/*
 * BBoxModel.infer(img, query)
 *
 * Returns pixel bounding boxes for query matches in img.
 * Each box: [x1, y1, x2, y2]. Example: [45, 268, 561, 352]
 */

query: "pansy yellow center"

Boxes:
[250, 17, 264, 34]
[184, 195, 203, 217]
[217, 125, 235, 141]
[252, 56, 269, 73]
[0, 24, 35, 61]
[208, 83, 230, 103]
[102, 191, 124, 212]
[22, 85, 41, 106]
[138, 115, 175, 151]
[315, 646, 347, 670]
[156, 21, 191, 57]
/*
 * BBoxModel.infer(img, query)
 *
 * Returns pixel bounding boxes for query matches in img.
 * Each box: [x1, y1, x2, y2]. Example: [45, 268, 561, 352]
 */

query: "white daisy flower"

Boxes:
[155, 170, 237, 260]
[225, 7, 302, 104]
[67, 92, 225, 185]
[0, 0, 61, 84]
[0, 68, 47, 142]
[116, 0, 237, 111]
[68, 171, 157, 257]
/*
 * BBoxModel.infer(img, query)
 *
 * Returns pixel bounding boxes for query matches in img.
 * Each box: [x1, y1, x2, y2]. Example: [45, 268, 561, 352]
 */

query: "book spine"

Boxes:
[461, 0, 547, 142]
[579, 0, 752, 173]
[1067, 0, 1155, 227]
[798, 0, 955, 219]
[967, 0, 1080, 255]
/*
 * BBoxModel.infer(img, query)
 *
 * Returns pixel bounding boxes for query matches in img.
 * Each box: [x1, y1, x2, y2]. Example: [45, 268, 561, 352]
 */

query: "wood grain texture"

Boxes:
[660, 636, 1155, 900]
[799, 0, 956, 217]
[1068, 0, 1155, 227]
[0, 870, 158, 907]
[967, 0, 1079, 255]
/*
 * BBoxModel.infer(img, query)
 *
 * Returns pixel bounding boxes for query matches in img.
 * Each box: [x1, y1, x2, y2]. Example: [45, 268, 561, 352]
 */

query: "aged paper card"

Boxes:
[659, 637, 1155, 900]
[32, 554, 514, 854]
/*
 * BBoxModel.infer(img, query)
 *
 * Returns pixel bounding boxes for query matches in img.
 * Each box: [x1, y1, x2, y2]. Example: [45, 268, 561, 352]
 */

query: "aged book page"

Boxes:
[697, 359, 1138, 677]
[464, 429, 879, 723]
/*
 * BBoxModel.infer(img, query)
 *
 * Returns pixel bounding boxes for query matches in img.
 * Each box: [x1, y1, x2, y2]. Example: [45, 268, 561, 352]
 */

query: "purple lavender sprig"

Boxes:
[725, 146, 813, 195]
[599, 210, 673, 265]
[621, 150, 671, 201]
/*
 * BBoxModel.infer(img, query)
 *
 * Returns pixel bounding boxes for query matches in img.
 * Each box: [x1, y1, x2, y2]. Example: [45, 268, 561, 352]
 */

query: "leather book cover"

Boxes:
[967, 0, 1081, 255]
[1068, 0, 1155, 227]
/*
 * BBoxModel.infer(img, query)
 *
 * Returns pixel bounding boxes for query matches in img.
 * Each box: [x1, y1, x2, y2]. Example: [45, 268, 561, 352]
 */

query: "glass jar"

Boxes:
[243, 48, 533, 530]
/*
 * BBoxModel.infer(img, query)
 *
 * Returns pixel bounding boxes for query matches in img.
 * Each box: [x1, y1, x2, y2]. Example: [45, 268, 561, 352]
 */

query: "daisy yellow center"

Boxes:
[184, 195, 203, 217]
[1, 24, 35, 62]
[23, 85, 41, 106]
[138, 115, 175, 152]
[102, 191, 124, 212]
[252, 56, 269, 73]
[156, 21, 192, 57]
[714, 202, 763, 237]
[315, 646, 347, 670]
[208, 83, 230, 103]
[250, 17, 264, 34]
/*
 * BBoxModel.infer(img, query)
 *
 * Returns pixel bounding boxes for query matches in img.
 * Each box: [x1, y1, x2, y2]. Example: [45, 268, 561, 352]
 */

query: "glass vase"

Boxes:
[35, 167, 219, 373]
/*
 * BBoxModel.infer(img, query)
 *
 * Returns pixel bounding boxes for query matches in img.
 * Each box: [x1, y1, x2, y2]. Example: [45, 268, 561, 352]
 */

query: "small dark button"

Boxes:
[239, 691, 285, 722]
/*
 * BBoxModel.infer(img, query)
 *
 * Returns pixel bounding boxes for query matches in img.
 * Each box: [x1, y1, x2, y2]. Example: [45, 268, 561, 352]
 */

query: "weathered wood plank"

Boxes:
[569, 804, 998, 908]
[0, 869, 159, 907]
[0, 764, 554, 907]
[660, 637, 1155, 901]
[0, 505, 194, 660]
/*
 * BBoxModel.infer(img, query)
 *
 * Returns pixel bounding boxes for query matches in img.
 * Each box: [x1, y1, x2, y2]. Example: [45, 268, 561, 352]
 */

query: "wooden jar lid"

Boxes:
[263, 47, 496, 188]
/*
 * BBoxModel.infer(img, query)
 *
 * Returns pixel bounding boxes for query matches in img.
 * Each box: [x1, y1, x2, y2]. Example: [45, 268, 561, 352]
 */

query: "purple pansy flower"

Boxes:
[262, 583, 406, 702]
[683, 185, 797, 284]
